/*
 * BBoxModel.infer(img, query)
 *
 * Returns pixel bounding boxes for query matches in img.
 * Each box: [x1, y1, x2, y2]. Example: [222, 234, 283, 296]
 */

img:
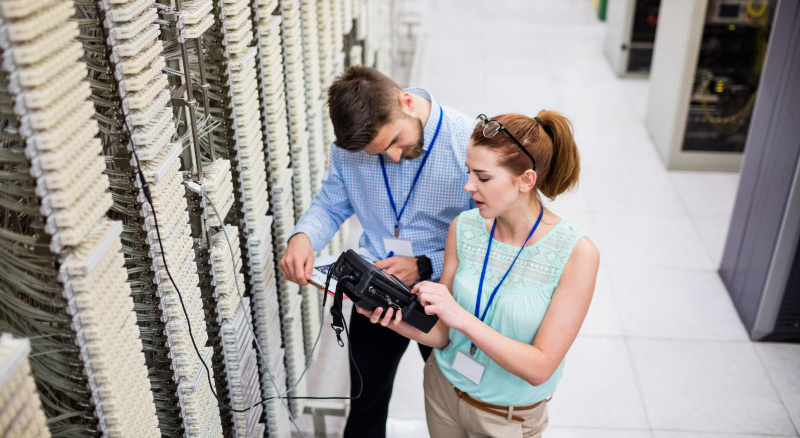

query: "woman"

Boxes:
[357, 111, 599, 437]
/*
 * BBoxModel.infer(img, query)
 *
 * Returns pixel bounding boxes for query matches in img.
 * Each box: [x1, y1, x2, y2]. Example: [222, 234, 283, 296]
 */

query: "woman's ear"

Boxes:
[519, 169, 537, 193]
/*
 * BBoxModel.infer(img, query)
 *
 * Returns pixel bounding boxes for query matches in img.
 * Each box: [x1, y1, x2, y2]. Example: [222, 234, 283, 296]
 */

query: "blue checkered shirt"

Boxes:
[292, 88, 474, 280]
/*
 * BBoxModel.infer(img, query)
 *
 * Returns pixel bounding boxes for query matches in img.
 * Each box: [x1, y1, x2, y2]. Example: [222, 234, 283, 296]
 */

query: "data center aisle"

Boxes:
[295, 1, 800, 437]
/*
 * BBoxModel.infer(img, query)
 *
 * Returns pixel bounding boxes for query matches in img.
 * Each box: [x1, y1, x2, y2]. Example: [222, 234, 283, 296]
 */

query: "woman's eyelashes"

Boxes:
[466, 169, 490, 182]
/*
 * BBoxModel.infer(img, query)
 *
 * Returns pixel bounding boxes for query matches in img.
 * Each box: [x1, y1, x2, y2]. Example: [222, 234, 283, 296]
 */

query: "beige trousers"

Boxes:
[422, 353, 549, 438]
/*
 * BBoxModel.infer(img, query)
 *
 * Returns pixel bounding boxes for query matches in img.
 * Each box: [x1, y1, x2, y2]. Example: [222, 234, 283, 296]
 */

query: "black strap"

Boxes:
[329, 269, 352, 347]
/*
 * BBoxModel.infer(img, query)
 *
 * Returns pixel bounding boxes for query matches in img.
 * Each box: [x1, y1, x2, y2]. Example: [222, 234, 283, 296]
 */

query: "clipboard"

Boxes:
[309, 248, 378, 297]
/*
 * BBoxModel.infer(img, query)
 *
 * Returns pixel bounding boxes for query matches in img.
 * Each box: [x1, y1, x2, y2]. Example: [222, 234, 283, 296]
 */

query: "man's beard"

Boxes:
[401, 118, 425, 159]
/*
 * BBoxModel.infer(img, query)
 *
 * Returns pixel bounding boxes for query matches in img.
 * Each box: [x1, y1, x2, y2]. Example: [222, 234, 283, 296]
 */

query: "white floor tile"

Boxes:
[547, 427, 651, 438]
[544, 186, 593, 218]
[387, 418, 430, 438]
[608, 267, 749, 341]
[668, 171, 740, 218]
[692, 216, 732, 268]
[619, 77, 651, 120]
[578, 267, 625, 337]
[593, 214, 715, 270]
[387, 344, 427, 420]
[548, 337, 650, 430]
[629, 339, 796, 436]
[652, 432, 798, 438]
[484, 72, 562, 116]
[580, 167, 685, 215]
[755, 342, 800, 434]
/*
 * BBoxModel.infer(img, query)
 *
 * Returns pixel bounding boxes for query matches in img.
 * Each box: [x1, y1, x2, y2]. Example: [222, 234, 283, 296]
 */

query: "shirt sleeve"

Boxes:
[427, 248, 445, 282]
[291, 144, 354, 251]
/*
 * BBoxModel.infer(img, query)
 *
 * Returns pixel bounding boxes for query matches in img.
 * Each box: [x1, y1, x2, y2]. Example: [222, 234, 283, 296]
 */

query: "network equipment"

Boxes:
[0, 335, 50, 437]
[0, 0, 404, 436]
[329, 250, 439, 334]
[683, 0, 774, 153]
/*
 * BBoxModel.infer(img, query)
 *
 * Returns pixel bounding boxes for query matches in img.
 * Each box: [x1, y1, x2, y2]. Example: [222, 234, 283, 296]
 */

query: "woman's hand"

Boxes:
[354, 305, 402, 327]
[412, 281, 472, 331]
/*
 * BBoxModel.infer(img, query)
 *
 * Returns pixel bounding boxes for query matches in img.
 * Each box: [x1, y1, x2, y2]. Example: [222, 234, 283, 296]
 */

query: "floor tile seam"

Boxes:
[547, 424, 652, 432]
[621, 334, 655, 432]
[624, 336, 758, 345]
[601, 265, 722, 274]
[649, 426, 799, 437]
[600, 263, 719, 273]
[600, 260, 654, 430]
[664, 164, 723, 266]
[752, 344, 800, 437]
[589, 209, 706, 217]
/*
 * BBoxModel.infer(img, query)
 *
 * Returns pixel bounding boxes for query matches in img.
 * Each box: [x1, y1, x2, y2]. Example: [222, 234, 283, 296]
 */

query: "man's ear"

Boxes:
[519, 169, 537, 193]
[398, 91, 415, 116]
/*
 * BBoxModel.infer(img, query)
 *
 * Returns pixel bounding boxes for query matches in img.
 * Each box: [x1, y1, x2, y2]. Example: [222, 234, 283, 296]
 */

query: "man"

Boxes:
[279, 66, 473, 438]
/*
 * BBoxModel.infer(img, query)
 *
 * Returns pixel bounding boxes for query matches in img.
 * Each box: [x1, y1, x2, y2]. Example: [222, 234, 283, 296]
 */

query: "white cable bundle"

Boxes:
[209, 225, 264, 438]
[299, 0, 322, 105]
[217, 0, 274, 238]
[263, 349, 292, 437]
[279, 0, 314, 221]
[246, 217, 284, 377]
[363, 0, 393, 74]
[330, 0, 344, 53]
[255, 14, 293, 181]
[306, 102, 327, 194]
[96, 0, 223, 433]
[0, 3, 163, 435]
[177, 0, 214, 40]
[58, 219, 160, 437]
[316, 0, 335, 88]
[280, 0, 308, 139]
[341, 0, 353, 34]
[0, 335, 50, 438]
[201, 159, 236, 227]
[0, 0, 111, 255]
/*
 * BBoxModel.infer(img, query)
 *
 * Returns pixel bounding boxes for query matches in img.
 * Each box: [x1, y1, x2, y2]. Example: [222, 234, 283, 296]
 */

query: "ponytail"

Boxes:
[534, 110, 580, 200]
[471, 110, 581, 201]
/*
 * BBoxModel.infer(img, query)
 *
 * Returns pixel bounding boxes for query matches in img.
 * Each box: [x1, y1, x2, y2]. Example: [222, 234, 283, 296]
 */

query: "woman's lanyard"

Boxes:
[379, 105, 444, 238]
[470, 204, 544, 355]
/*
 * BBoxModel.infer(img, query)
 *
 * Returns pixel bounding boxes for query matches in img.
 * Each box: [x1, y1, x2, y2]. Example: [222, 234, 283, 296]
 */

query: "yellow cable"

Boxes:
[746, 0, 768, 18]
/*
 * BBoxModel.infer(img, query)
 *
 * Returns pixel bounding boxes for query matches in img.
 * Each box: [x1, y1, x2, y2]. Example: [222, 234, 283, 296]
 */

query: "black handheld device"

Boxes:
[328, 249, 438, 333]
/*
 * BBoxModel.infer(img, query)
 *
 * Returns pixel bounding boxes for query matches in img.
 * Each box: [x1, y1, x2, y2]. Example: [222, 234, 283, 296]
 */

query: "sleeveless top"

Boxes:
[433, 208, 586, 405]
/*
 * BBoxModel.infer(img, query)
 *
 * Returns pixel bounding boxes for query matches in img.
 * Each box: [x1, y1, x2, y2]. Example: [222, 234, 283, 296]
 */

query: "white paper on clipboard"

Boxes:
[308, 247, 378, 297]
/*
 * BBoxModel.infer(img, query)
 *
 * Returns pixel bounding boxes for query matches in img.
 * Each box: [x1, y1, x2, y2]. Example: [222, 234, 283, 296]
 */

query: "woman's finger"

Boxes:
[380, 308, 394, 326]
[394, 308, 402, 325]
[370, 307, 384, 324]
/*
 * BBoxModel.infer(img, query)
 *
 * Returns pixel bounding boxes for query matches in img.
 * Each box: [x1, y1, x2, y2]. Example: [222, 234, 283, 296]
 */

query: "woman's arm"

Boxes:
[355, 217, 461, 349]
[417, 238, 599, 386]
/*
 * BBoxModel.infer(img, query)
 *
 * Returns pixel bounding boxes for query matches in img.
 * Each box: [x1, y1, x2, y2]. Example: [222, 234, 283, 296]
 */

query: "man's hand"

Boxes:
[279, 233, 314, 286]
[373, 256, 419, 286]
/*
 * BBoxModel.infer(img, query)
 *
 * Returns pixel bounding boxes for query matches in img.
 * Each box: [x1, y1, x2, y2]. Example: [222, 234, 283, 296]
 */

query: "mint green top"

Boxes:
[434, 208, 586, 405]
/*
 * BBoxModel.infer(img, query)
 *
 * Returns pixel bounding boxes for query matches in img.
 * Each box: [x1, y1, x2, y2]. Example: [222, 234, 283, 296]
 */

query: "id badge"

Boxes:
[453, 350, 485, 385]
[382, 237, 414, 257]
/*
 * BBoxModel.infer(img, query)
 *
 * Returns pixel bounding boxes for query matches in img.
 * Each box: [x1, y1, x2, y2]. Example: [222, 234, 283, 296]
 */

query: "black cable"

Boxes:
[126, 124, 363, 414]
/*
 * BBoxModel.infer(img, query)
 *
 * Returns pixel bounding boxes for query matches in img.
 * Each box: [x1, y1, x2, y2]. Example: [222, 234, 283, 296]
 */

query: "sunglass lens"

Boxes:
[483, 120, 500, 138]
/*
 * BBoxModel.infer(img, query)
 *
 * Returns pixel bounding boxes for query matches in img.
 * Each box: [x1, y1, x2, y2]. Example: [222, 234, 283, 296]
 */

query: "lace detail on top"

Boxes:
[457, 208, 583, 296]
[433, 208, 587, 406]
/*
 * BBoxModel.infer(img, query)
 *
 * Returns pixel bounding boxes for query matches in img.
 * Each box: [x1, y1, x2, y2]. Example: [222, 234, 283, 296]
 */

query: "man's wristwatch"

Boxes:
[416, 255, 433, 281]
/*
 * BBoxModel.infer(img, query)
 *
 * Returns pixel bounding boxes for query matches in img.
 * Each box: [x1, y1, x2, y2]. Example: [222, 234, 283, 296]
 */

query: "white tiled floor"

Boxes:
[293, 1, 800, 436]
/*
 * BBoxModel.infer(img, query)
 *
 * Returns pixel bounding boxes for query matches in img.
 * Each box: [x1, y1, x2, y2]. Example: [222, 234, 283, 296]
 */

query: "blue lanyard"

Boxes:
[379, 105, 443, 238]
[471, 205, 544, 355]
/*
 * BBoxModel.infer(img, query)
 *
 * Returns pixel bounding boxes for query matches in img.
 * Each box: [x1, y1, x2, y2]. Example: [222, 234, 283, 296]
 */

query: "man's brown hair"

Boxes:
[327, 66, 403, 152]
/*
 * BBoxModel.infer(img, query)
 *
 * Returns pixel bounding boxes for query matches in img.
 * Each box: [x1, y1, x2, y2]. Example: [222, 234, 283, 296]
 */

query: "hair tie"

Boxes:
[534, 116, 554, 140]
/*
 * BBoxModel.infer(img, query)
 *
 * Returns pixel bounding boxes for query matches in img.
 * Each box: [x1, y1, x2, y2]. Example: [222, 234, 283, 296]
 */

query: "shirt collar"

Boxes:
[404, 87, 441, 152]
